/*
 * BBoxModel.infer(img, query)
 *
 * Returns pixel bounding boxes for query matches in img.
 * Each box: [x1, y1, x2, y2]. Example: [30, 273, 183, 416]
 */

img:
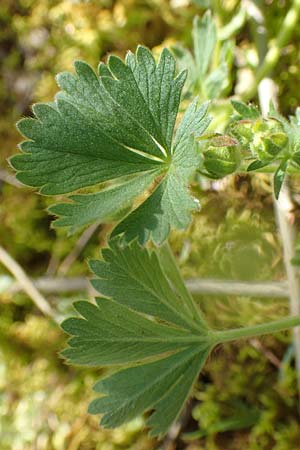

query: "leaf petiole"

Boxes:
[210, 315, 300, 345]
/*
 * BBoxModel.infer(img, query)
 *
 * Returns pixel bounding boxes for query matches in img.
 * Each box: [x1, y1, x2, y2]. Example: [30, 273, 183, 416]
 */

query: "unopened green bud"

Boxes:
[250, 119, 288, 160]
[229, 121, 254, 145]
[204, 146, 241, 178]
[252, 118, 283, 134]
[265, 133, 288, 155]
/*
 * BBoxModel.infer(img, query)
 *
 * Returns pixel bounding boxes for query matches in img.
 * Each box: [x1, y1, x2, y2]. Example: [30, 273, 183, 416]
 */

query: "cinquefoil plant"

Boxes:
[11, 45, 300, 438]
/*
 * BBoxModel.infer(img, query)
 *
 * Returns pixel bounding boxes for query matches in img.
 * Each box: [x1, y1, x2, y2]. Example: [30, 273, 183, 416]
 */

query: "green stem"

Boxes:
[211, 315, 300, 345]
[242, 0, 300, 101]
[238, 162, 300, 175]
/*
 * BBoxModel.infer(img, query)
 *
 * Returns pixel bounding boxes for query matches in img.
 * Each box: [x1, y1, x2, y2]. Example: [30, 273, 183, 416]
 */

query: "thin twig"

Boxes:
[4, 275, 289, 298]
[57, 223, 99, 275]
[0, 245, 58, 321]
[274, 183, 300, 402]
[0, 168, 22, 188]
[250, 338, 281, 368]
[186, 278, 288, 298]
[7, 276, 93, 295]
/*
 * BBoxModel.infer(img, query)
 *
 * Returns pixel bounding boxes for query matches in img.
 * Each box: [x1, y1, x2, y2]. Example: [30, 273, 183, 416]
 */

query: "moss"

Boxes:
[1, 1, 300, 448]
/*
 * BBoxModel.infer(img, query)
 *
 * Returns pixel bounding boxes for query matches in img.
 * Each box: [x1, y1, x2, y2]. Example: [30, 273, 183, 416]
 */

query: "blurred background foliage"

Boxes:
[1, 0, 300, 449]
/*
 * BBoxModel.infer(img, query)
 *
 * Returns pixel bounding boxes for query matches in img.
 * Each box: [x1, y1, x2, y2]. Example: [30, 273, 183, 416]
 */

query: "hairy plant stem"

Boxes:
[242, 0, 300, 101]
[211, 316, 300, 345]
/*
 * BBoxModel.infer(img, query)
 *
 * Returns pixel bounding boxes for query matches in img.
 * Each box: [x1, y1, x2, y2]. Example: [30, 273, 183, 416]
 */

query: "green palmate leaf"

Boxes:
[11, 46, 210, 244]
[61, 240, 213, 437]
[61, 236, 300, 438]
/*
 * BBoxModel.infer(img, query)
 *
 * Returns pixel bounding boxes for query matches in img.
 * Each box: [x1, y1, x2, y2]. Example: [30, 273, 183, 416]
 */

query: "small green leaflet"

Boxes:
[11, 46, 210, 244]
[61, 240, 213, 437]
[231, 100, 259, 120]
[172, 11, 233, 99]
[193, 11, 217, 78]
